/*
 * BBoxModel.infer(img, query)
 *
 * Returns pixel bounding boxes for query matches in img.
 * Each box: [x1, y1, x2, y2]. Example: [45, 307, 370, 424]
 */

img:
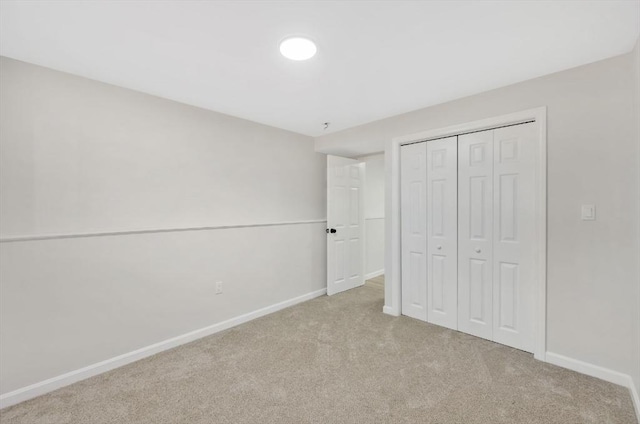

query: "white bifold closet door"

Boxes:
[458, 130, 494, 340]
[401, 122, 537, 353]
[426, 137, 458, 330]
[491, 123, 537, 353]
[400, 142, 428, 321]
[401, 137, 458, 327]
[458, 122, 537, 353]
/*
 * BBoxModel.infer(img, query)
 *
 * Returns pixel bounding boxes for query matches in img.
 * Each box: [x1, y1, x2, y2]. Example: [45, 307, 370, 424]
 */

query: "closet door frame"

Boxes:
[386, 107, 547, 361]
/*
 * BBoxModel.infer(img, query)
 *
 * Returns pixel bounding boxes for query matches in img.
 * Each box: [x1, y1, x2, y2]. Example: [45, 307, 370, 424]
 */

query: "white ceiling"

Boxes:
[1, 1, 639, 137]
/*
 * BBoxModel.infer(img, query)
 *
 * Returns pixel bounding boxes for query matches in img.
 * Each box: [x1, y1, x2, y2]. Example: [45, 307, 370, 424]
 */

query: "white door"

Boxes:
[327, 155, 365, 296]
[492, 122, 537, 352]
[400, 142, 427, 320]
[458, 130, 494, 340]
[458, 123, 537, 352]
[426, 137, 458, 330]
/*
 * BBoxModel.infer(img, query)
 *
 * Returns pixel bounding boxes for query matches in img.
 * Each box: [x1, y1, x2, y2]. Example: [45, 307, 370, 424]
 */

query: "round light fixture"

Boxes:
[279, 37, 317, 61]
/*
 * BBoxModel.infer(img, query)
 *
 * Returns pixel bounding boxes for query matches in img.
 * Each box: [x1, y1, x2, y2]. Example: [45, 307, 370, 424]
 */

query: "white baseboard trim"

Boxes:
[630, 381, 640, 421]
[545, 352, 640, 420]
[545, 352, 631, 386]
[0, 287, 327, 409]
[365, 269, 384, 280]
[382, 305, 400, 317]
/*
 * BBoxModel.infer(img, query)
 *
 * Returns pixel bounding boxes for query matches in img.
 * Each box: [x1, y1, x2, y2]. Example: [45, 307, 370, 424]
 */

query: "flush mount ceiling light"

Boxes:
[279, 37, 317, 61]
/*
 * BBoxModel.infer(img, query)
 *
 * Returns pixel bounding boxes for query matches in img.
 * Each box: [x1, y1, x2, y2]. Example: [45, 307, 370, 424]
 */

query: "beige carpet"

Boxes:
[2, 279, 637, 424]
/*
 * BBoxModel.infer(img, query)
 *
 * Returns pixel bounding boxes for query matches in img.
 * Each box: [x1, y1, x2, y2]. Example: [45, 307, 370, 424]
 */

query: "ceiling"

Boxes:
[1, 1, 639, 137]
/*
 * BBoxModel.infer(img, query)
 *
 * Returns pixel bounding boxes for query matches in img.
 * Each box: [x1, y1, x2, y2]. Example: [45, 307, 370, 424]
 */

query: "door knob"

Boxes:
[475, 248, 481, 253]
[326, 228, 337, 234]
[436, 245, 442, 250]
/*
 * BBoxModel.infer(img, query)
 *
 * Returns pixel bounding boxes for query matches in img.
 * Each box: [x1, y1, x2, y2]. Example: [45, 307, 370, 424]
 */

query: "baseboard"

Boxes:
[382, 305, 400, 317]
[630, 380, 640, 421]
[365, 269, 384, 280]
[545, 352, 631, 386]
[545, 352, 640, 420]
[0, 287, 327, 409]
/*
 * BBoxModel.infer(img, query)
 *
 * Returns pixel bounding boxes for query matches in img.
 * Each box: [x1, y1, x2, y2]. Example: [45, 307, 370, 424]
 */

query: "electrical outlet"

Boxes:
[215, 281, 223, 295]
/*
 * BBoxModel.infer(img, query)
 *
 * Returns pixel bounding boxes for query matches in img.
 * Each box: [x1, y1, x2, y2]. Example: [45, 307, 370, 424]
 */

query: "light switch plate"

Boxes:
[581, 204, 596, 221]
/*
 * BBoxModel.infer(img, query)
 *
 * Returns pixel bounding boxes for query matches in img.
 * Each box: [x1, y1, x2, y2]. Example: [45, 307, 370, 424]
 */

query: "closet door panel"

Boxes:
[492, 122, 537, 353]
[458, 130, 494, 340]
[401, 142, 428, 321]
[426, 136, 458, 330]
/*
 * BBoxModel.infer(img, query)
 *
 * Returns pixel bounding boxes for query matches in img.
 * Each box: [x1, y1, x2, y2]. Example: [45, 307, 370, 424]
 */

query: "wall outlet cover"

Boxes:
[581, 204, 596, 221]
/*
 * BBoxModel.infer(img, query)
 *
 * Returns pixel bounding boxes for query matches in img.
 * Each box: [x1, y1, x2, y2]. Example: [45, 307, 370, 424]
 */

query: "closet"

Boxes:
[400, 121, 538, 353]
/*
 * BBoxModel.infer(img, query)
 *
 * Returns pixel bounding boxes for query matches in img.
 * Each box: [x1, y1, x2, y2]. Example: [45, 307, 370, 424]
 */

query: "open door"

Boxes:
[327, 155, 365, 296]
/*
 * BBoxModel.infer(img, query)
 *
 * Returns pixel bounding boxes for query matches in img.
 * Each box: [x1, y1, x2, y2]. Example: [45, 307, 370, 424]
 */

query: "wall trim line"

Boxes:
[365, 269, 385, 280]
[0, 287, 327, 409]
[0, 219, 328, 243]
[546, 352, 640, 420]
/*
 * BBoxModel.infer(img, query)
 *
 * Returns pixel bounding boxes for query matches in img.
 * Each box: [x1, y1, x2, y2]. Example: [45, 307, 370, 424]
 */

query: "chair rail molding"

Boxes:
[0, 219, 328, 243]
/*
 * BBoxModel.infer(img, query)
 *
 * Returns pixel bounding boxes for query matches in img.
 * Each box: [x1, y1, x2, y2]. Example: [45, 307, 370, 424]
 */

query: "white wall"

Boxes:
[359, 153, 385, 277]
[0, 61, 325, 236]
[316, 47, 640, 395]
[0, 57, 327, 395]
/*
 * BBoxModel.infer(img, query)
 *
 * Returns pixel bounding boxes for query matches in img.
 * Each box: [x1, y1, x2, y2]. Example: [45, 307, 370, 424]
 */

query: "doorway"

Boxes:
[360, 153, 385, 285]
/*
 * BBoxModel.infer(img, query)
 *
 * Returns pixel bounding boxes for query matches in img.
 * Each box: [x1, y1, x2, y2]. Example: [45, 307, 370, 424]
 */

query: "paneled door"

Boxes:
[492, 122, 537, 353]
[458, 123, 537, 352]
[327, 155, 365, 296]
[426, 137, 458, 330]
[400, 142, 428, 320]
[399, 121, 538, 352]
[458, 130, 494, 340]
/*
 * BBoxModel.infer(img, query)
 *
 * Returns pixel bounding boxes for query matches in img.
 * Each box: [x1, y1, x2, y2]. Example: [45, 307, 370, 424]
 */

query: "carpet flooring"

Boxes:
[1, 279, 637, 424]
